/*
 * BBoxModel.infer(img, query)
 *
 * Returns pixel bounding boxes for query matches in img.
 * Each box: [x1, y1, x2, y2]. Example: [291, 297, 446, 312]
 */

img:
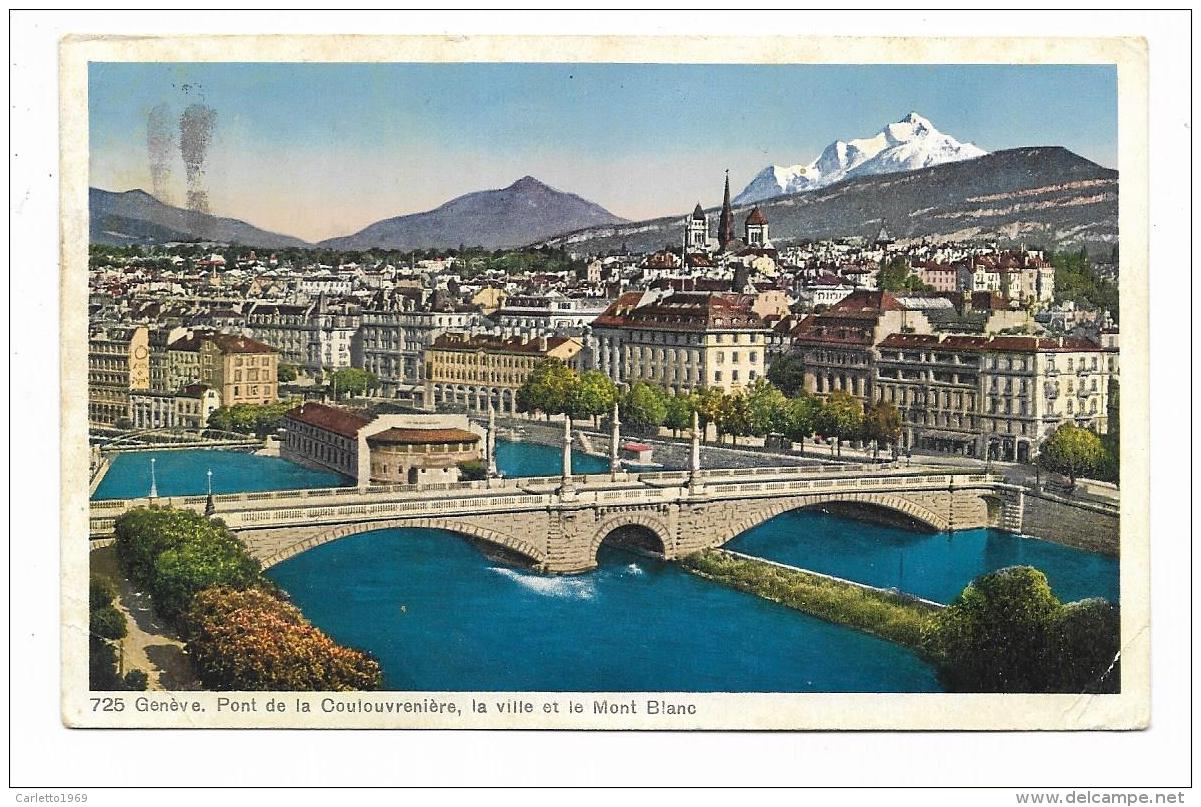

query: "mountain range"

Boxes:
[541, 147, 1118, 255]
[318, 176, 626, 251]
[735, 112, 988, 205]
[89, 188, 312, 249]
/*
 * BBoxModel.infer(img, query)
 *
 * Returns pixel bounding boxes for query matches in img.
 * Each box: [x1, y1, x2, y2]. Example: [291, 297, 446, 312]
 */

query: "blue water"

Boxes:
[266, 530, 940, 692]
[494, 439, 610, 477]
[91, 449, 349, 500]
[92, 439, 604, 501]
[726, 511, 1118, 605]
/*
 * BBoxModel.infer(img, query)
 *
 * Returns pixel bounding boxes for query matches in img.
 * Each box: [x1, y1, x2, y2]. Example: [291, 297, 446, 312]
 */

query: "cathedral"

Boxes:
[682, 172, 775, 265]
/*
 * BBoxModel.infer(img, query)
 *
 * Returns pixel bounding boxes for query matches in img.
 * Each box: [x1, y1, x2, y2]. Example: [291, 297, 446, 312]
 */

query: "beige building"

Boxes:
[873, 333, 1111, 461]
[199, 333, 279, 406]
[790, 290, 932, 400]
[424, 333, 583, 413]
[88, 325, 149, 426]
[587, 291, 769, 395]
[281, 402, 486, 486]
[128, 384, 222, 431]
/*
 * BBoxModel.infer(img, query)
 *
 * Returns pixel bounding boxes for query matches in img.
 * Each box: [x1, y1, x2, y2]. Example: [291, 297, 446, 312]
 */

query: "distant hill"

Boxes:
[320, 176, 626, 251]
[90, 188, 312, 248]
[541, 147, 1118, 255]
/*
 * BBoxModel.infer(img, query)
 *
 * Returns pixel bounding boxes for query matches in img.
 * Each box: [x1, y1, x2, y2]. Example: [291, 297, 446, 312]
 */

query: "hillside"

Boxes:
[541, 147, 1118, 255]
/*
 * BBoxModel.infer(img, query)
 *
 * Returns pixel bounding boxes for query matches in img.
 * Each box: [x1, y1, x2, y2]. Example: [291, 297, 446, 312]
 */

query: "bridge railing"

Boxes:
[89, 467, 1005, 530]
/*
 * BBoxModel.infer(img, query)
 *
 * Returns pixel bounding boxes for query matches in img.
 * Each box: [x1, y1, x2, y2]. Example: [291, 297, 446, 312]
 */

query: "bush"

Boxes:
[182, 587, 382, 691]
[89, 637, 122, 691]
[89, 574, 119, 611]
[457, 459, 487, 481]
[123, 669, 150, 691]
[90, 605, 128, 642]
[114, 507, 261, 623]
[924, 566, 1120, 693]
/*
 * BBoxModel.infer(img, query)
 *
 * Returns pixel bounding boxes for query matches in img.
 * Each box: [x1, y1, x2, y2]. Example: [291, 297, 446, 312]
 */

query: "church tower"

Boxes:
[744, 207, 769, 246]
[717, 170, 735, 249]
[686, 203, 708, 251]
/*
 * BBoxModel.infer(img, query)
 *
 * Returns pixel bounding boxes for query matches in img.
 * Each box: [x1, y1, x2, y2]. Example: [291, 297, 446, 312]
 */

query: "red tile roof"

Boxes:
[366, 427, 480, 446]
[284, 402, 371, 438]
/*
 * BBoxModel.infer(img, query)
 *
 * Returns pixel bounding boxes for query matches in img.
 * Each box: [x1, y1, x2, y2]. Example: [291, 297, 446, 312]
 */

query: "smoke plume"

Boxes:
[146, 103, 175, 204]
[179, 103, 217, 216]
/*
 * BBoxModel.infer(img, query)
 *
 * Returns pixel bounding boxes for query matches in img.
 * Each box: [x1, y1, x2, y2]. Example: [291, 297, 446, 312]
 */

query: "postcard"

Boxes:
[61, 34, 1149, 730]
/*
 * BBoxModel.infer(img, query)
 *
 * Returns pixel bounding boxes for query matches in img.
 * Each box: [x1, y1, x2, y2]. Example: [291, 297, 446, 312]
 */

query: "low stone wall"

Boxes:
[1020, 492, 1120, 556]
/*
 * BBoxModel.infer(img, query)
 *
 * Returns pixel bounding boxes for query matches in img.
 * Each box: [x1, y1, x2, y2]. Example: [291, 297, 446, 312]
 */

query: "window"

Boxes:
[714, 370, 722, 382]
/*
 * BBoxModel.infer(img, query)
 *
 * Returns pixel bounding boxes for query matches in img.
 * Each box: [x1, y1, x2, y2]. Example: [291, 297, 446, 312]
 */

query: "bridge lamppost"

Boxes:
[148, 457, 158, 499]
[609, 401, 621, 482]
[205, 468, 215, 516]
[559, 415, 576, 500]
[688, 409, 704, 495]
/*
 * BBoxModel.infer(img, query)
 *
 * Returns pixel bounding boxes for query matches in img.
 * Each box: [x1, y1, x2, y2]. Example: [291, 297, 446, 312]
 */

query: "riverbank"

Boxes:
[679, 549, 940, 651]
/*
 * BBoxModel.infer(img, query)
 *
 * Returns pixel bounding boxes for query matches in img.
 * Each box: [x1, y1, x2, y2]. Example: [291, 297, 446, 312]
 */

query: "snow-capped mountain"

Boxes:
[734, 112, 987, 205]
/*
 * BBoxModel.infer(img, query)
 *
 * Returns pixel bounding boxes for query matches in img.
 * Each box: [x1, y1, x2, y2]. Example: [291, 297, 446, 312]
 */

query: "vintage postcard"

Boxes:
[61, 34, 1149, 730]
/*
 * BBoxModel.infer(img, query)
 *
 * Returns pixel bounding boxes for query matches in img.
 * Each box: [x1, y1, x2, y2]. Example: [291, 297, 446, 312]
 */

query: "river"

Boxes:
[92, 442, 1117, 692]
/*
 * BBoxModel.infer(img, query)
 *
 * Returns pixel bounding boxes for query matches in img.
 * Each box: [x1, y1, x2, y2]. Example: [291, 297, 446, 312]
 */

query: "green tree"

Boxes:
[517, 358, 578, 419]
[766, 355, 807, 397]
[567, 369, 618, 426]
[862, 401, 903, 457]
[456, 459, 487, 481]
[90, 605, 128, 642]
[620, 381, 668, 430]
[816, 390, 864, 457]
[877, 256, 932, 292]
[1045, 598, 1121, 693]
[90, 574, 119, 612]
[663, 393, 695, 437]
[277, 363, 299, 383]
[694, 387, 725, 437]
[924, 566, 1061, 692]
[925, 567, 1120, 694]
[780, 393, 822, 452]
[329, 367, 377, 398]
[716, 391, 752, 446]
[1038, 423, 1106, 486]
[745, 379, 788, 437]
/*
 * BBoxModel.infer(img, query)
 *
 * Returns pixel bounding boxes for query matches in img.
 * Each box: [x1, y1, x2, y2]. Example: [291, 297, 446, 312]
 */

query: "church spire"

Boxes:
[718, 169, 735, 249]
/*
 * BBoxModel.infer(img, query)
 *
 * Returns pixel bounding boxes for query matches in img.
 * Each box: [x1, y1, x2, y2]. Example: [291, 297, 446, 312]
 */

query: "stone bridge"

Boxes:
[90, 463, 1011, 574]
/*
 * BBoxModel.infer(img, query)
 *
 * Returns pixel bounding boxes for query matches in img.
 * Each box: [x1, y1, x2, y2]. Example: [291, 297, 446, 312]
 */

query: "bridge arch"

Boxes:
[588, 510, 673, 565]
[707, 491, 951, 554]
[256, 517, 548, 570]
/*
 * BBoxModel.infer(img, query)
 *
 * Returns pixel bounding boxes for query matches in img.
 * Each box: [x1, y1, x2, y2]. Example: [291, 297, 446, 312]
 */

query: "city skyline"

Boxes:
[89, 62, 1117, 243]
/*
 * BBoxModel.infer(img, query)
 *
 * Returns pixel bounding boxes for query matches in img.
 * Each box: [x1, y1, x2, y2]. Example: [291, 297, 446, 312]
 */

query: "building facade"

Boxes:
[355, 299, 482, 397]
[199, 333, 279, 406]
[423, 333, 583, 413]
[587, 291, 769, 395]
[88, 325, 150, 426]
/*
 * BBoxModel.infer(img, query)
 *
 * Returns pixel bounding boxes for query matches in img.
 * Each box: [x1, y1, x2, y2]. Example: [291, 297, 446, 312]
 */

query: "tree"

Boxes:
[925, 566, 1060, 692]
[694, 387, 725, 437]
[766, 355, 807, 397]
[567, 370, 618, 426]
[745, 379, 788, 437]
[816, 390, 864, 457]
[715, 391, 752, 446]
[620, 381, 667, 430]
[862, 401, 903, 458]
[663, 393, 695, 437]
[1038, 423, 1106, 486]
[456, 459, 487, 481]
[329, 367, 377, 398]
[780, 393, 822, 452]
[277, 363, 299, 383]
[877, 256, 931, 292]
[517, 358, 577, 419]
[183, 586, 381, 691]
[924, 567, 1120, 694]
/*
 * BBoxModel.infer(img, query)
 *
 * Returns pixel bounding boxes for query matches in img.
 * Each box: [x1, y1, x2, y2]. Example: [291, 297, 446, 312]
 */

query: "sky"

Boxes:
[89, 62, 1117, 243]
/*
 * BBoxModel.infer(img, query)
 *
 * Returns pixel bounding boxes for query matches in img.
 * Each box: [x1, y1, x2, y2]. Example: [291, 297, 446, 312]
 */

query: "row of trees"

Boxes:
[88, 575, 147, 691]
[924, 566, 1120, 693]
[113, 507, 381, 690]
[517, 360, 904, 455]
[207, 398, 300, 437]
